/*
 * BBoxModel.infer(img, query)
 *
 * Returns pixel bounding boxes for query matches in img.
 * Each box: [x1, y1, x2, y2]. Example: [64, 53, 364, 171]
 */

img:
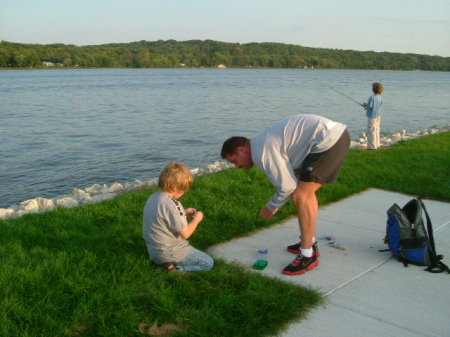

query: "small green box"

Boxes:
[252, 259, 268, 270]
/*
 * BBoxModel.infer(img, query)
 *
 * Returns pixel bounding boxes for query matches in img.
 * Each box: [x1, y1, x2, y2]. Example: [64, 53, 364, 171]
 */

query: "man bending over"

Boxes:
[221, 114, 350, 275]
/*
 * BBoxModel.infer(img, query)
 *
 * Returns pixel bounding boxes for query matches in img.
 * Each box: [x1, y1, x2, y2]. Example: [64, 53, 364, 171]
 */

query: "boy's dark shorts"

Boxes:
[295, 129, 350, 184]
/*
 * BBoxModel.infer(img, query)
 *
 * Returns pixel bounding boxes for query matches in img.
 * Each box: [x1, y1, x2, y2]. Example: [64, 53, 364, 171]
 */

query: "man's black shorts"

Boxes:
[295, 129, 350, 184]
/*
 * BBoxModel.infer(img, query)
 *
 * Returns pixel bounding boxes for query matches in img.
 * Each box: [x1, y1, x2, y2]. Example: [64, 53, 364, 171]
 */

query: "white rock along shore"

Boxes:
[1, 125, 448, 220]
[0, 161, 233, 220]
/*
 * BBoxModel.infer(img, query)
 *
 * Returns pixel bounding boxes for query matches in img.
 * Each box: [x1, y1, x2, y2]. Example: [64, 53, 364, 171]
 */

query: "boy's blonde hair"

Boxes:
[372, 82, 384, 94]
[158, 162, 194, 192]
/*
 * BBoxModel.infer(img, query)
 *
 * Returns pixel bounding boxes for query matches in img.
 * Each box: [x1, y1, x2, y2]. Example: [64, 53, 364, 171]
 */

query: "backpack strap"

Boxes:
[418, 198, 436, 252]
[425, 259, 450, 273]
[398, 256, 409, 268]
[418, 198, 450, 274]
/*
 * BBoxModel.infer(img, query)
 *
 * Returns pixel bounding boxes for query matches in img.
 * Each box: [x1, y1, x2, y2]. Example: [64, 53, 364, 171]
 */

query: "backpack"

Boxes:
[383, 198, 450, 273]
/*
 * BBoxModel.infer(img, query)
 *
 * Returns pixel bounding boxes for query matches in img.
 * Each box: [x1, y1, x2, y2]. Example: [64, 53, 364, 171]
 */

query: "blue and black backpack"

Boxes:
[382, 198, 449, 273]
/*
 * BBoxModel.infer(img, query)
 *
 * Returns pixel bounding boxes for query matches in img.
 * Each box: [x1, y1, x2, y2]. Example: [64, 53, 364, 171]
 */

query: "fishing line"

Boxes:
[322, 82, 365, 107]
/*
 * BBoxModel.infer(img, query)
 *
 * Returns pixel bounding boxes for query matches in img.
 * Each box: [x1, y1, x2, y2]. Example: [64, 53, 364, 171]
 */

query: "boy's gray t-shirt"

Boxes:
[143, 191, 192, 264]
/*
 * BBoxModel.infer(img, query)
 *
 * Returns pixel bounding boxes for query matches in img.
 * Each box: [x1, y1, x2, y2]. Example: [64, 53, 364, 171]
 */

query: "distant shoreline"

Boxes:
[0, 67, 441, 72]
[2, 40, 449, 71]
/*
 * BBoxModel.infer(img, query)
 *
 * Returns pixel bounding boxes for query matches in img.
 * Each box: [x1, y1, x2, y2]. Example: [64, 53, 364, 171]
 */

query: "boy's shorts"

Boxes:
[295, 129, 350, 184]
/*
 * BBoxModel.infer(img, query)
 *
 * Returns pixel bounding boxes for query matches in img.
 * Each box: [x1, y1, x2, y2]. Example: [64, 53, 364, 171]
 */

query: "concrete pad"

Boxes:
[283, 258, 450, 337]
[208, 189, 450, 337]
[283, 302, 426, 337]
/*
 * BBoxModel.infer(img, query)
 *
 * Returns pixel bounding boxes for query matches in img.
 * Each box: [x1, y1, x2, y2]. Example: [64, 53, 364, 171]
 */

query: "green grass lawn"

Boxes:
[1, 132, 449, 337]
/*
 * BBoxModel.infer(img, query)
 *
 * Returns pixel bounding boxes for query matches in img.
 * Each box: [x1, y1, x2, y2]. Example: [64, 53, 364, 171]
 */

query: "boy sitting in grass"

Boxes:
[143, 162, 214, 272]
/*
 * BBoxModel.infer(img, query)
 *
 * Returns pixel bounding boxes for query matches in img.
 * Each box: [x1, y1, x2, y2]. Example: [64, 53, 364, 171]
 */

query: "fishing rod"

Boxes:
[323, 83, 366, 107]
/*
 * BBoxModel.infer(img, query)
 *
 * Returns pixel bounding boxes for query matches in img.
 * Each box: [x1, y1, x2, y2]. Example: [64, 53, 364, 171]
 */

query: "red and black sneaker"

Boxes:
[282, 254, 319, 275]
[287, 241, 320, 257]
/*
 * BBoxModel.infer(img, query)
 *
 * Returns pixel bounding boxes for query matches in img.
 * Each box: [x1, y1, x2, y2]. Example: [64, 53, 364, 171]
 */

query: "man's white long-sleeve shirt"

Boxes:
[250, 114, 347, 211]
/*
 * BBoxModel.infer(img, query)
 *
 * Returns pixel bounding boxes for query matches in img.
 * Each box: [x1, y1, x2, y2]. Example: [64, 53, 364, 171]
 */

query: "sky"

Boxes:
[1, 0, 449, 57]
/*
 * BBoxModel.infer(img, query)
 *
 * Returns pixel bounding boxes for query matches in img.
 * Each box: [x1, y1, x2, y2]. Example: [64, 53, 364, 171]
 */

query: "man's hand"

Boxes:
[259, 206, 278, 219]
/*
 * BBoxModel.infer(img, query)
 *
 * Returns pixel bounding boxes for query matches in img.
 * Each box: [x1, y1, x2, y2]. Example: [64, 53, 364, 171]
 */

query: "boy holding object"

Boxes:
[143, 162, 214, 272]
[363, 82, 384, 150]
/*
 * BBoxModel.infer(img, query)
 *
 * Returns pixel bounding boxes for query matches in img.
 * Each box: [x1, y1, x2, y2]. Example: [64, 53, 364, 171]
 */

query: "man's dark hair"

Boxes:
[221, 136, 250, 158]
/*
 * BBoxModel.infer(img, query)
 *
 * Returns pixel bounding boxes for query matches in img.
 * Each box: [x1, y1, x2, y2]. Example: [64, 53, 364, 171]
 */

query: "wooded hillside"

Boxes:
[1, 40, 449, 71]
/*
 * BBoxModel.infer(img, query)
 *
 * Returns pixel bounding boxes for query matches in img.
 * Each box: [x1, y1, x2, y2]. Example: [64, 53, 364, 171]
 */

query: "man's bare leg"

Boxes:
[291, 181, 322, 251]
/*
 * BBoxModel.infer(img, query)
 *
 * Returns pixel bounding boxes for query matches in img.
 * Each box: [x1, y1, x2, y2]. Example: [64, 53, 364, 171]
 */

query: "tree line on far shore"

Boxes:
[1, 39, 449, 71]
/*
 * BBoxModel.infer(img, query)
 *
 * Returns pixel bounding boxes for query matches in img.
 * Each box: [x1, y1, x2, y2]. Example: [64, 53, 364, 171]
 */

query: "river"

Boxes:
[1, 68, 449, 208]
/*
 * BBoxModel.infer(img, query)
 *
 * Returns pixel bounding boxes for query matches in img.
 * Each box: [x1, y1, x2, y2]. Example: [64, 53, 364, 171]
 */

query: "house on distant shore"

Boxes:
[217, 64, 226, 69]
[42, 61, 64, 67]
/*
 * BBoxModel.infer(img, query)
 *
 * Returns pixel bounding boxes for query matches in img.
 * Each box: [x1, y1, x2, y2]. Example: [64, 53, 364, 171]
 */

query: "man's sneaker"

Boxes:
[282, 254, 319, 275]
[287, 241, 320, 257]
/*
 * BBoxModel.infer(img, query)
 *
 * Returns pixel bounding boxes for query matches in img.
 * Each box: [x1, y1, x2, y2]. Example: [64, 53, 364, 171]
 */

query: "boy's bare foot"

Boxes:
[159, 262, 177, 271]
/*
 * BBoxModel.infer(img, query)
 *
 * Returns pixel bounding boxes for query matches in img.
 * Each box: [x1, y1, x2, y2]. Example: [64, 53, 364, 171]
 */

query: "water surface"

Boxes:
[1, 69, 449, 207]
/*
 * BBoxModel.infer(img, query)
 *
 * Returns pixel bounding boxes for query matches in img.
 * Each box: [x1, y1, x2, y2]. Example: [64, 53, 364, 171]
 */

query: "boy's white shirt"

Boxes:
[250, 114, 347, 211]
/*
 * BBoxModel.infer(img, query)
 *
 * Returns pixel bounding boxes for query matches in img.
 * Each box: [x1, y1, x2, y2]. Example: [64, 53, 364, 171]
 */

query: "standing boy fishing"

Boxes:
[363, 82, 384, 150]
[221, 114, 350, 275]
